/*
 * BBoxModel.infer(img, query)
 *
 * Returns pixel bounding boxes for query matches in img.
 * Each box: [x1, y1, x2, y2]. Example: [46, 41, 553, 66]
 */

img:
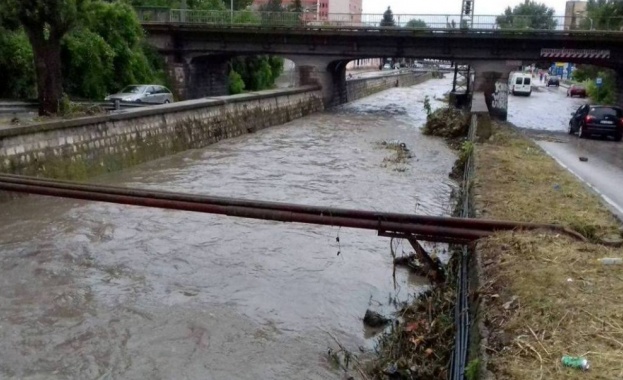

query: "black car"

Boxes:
[568, 105, 623, 141]
[546, 76, 560, 87]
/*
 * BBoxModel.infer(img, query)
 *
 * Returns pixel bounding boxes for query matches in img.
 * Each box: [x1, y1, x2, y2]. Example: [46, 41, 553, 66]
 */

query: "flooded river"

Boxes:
[0, 77, 457, 379]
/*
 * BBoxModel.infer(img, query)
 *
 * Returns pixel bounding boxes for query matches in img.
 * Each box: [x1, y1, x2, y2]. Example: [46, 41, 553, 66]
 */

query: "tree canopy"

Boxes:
[583, 0, 623, 30]
[1, 0, 89, 114]
[380, 6, 395, 27]
[405, 19, 427, 28]
[0, 0, 285, 107]
[496, 0, 557, 30]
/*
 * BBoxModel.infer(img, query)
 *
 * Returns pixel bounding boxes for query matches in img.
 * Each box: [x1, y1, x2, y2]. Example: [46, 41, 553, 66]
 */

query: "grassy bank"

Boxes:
[474, 123, 623, 379]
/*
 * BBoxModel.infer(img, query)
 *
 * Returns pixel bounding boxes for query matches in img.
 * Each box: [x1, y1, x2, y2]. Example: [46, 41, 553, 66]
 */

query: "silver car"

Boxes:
[105, 85, 174, 104]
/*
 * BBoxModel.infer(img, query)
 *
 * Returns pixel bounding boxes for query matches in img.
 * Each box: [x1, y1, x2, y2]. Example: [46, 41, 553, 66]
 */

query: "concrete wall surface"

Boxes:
[0, 86, 323, 179]
[0, 71, 433, 181]
[346, 71, 432, 103]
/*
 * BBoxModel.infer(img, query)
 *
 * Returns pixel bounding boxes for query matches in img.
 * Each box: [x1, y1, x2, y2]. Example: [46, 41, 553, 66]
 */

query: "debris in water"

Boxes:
[378, 140, 414, 168]
[363, 309, 390, 328]
[422, 107, 469, 139]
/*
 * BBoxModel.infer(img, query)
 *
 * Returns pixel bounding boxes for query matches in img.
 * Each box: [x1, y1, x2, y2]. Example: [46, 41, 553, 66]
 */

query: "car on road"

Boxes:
[105, 85, 174, 104]
[546, 76, 560, 87]
[568, 104, 623, 141]
[567, 84, 587, 98]
[509, 72, 532, 96]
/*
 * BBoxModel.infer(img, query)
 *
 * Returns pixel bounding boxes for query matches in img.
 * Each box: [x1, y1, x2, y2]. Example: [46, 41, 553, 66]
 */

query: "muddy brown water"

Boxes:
[0, 77, 457, 379]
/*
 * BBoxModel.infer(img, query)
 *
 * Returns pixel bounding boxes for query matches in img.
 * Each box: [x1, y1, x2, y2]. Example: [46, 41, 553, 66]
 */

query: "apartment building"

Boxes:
[252, 0, 362, 22]
[564, 1, 587, 30]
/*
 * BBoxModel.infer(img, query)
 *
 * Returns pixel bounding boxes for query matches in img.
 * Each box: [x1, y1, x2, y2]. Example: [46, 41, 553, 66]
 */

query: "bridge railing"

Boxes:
[136, 8, 623, 32]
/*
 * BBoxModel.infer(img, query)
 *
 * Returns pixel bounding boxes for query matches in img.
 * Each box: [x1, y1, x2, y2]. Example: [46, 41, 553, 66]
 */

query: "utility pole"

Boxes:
[452, 0, 474, 95]
[181, 0, 187, 23]
[231, 0, 234, 23]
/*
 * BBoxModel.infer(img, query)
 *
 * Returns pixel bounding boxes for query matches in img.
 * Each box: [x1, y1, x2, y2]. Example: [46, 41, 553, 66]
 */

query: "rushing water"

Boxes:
[0, 77, 457, 380]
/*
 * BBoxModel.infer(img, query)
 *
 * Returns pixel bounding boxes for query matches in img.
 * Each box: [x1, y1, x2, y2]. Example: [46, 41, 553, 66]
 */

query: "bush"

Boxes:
[0, 28, 36, 99]
[585, 71, 616, 105]
[423, 107, 470, 138]
[228, 70, 245, 94]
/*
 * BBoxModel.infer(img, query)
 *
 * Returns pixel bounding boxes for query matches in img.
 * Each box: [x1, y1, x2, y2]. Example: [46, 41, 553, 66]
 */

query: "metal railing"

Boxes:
[136, 8, 623, 32]
[0, 100, 165, 116]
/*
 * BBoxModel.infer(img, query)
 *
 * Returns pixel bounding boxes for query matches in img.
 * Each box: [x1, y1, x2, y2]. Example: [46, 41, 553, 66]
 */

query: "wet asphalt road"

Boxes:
[508, 82, 623, 220]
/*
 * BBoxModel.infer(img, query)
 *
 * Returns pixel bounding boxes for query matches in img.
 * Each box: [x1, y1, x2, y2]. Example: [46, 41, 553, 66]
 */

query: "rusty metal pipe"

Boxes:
[0, 181, 490, 243]
[0, 174, 558, 232]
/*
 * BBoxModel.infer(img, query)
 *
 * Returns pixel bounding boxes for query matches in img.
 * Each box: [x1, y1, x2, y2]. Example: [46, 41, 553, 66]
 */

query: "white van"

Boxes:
[509, 73, 532, 96]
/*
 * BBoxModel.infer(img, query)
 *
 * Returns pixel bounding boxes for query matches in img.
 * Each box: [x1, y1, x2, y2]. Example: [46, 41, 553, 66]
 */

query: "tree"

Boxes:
[0, 28, 37, 99]
[380, 6, 395, 27]
[583, 0, 623, 30]
[496, 0, 557, 30]
[289, 0, 303, 13]
[2, 0, 88, 115]
[405, 19, 427, 28]
[259, 0, 283, 12]
[223, 0, 253, 11]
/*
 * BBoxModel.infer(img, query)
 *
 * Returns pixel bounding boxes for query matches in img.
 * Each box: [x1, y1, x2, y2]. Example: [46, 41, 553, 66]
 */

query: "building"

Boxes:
[564, 1, 587, 30]
[252, 0, 362, 23]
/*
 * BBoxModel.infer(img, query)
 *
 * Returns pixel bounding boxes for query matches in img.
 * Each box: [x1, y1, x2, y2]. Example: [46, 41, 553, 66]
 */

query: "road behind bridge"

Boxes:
[508, 81, 623, 220]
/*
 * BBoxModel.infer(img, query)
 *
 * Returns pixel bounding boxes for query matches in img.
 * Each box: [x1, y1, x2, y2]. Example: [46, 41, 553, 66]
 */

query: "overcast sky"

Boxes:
[362, 0, 569, 16]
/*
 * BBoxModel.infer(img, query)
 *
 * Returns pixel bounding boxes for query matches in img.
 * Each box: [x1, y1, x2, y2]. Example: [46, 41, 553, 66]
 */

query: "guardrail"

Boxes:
[136, 7, 623, 32]
[0, 100, 165, 115]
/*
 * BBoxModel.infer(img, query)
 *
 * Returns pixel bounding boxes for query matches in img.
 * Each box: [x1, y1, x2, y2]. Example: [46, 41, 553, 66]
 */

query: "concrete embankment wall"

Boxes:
[346, 71, 433, 102]
[0, 86, 323, 179]
[0, 71, 433, 180]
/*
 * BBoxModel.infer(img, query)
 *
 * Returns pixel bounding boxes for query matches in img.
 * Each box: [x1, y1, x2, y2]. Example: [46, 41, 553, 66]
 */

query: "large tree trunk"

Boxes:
[31, 38, 63, 116]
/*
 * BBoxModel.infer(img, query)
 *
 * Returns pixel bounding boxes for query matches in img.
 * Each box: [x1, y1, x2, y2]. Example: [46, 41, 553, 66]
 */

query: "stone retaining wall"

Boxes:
[346, 71, 433, 102]
[0, 86, 323, 179]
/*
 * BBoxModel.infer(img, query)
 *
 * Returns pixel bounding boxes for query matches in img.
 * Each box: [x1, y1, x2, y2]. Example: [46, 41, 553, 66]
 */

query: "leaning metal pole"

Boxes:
[0, 179, 490, 243]
[0, 174, 584, 239]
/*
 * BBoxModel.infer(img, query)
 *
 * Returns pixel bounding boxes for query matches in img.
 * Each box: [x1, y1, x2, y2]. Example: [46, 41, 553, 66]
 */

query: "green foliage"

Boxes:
[585, 71, 616, 104]
[130, 0, 226, 10]
[0, 28, 36, 98]
[233, 10, 260, 24]
[423, 95, 432, 116]
[572, 65, 601, 82]
[223, 0, 254, 11]
[496, 1, 557, 30]
[465, 359, 480, 380]
[289, 0, 303, 13]
[0, 1, 164, 100]
[61, 28, 115, 99]
[584, 0, 623, 30]
[259, 0, 283, 12]
[228, 70, 245, 94]
[380, 6, 395, 27]
[231, 55, 284, 91]
[406, 18, 427, 28]
[84, 1, 158, 93]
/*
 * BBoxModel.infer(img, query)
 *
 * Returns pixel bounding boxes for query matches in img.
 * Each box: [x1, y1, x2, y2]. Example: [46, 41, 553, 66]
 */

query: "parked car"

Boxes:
[568, 104, 623, 141]
[105, 85, 174, 104]
[546, 76, 560, 87]
[567, 84, 587, 98]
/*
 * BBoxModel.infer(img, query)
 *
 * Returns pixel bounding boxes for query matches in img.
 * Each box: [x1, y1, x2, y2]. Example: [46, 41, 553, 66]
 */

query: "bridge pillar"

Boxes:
[471, 61, 513, 121]
[165, 55, 229, 100]
[295, 58, 347, 107]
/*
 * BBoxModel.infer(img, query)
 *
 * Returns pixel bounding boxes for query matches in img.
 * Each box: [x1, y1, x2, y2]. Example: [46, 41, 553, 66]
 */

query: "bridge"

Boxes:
[138, 8, 623, 118]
